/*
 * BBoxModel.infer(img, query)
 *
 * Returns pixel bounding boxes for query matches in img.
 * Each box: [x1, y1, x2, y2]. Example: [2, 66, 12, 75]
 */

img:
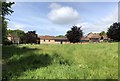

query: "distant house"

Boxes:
[38, 36, 55, 44]
[7, 34, 20, 44]
[86, 33, 109, 43]
[7, 34, 14, 41]
[54, 37, 69, 44]
[35, 32, 111, 44]
[86, 33, 101, 42]
[38, 36, 69, 44]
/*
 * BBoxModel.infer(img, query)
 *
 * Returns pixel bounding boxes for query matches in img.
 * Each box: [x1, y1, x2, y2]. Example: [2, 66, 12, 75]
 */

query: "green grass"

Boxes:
[2, 43, 118, 79]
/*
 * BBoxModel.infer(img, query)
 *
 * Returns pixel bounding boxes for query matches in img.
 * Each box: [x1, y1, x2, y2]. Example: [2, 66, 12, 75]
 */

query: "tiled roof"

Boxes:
[54, 37, 68, 41]
[39, 36, 68, 41]
[87, 33, 101, 38]
[39, 36, 55, 40]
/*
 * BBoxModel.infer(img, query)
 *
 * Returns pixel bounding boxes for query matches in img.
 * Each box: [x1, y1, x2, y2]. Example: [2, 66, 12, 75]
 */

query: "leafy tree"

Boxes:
[99, 31, 106, 40]
[7, 29, 25, 43]
[66, 25, 83, 43]
[25, 31, 38, 44]
[0, 1, 15, 45]
[99, 31, 106, 36]
[107, 22, 120, 41]
[1, 2, 14, 16]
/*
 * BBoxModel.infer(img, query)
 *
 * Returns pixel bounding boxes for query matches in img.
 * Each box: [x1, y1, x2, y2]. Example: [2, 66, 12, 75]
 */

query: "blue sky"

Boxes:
[7, 2, 118, 36]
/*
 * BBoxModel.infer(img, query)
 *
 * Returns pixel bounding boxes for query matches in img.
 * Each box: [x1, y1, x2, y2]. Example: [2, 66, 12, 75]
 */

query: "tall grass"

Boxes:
[2, 43, 118, 79]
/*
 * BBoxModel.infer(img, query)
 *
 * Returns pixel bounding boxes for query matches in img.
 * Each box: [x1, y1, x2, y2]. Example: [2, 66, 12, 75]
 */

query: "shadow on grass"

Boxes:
[2, 45, 41, 60]
[2, 45, 53, 79]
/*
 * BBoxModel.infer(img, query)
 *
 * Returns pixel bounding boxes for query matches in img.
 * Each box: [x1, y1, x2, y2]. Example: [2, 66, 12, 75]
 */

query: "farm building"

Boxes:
[80, 37, 89, 42]
[86, 33, 101, 42]
[38, 33, 109, 44]
[86, 33, 109, 42]
[38, 36, 55, 44]
[38, 36, 69, 44]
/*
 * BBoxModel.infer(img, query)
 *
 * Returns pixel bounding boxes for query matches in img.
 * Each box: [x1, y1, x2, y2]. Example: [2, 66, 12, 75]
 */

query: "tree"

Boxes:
[66, 25, 83, 43]
[1, 2, 15, 16]
[25, 31, 38, 44]
[99, 31, 106, 40]
[0, 1, 15, 45]
[99, 31, 106, 36]
[7, 29, 25, 43]
[107, 22, 120, 41]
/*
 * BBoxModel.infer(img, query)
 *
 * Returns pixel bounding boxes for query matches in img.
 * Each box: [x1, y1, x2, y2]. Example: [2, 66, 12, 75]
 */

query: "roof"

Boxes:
[39, 36, 68, 41]
[87, 33, 101, 39]
[54, 37, 68, 41]
[81, 37, 89, 40]
[39, 36, 55, 40]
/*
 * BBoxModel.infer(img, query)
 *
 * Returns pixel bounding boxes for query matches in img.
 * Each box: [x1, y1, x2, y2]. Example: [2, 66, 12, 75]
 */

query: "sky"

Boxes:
[7, 2, 118, 36]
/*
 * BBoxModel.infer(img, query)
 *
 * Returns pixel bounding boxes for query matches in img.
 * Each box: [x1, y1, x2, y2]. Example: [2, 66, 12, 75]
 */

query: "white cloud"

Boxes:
[76, 5, 118, 35]
[76, 23, 101, 35]
[7, 21, 25, 30]
[48, 3, 80, 24]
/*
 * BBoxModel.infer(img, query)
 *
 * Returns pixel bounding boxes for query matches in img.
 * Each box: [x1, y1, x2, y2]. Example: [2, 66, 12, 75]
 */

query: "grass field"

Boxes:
[2, 43, 118, 79]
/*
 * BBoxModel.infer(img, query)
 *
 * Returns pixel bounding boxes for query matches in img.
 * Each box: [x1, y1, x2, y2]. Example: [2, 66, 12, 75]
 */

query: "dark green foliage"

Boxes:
[24, 31, 38, 44]
[2, 46, 52, 79]
[2, 19, 7, 44]
[1, 2, 15, 16]
[66, 25, 83, 43]
[0, 1, 15, 45]
[7, 29, 25, 38]
[107, 22, 120, 41]
[4, 40, 13, 45]
[100, 36, 104, 40]
[99, 31, 106, 36]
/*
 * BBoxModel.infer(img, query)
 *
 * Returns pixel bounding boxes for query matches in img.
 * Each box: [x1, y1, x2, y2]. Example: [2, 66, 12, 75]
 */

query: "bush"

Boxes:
[4, 41, 13, 45]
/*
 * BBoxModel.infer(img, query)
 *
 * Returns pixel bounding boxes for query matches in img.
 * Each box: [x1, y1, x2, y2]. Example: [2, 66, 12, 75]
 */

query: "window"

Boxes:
[44, 40, 45, 42]
[49, 40, 50, 42]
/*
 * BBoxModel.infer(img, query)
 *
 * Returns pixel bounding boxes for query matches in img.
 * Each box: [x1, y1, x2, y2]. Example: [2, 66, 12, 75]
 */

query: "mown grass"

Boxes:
[2, 43, 118, 79]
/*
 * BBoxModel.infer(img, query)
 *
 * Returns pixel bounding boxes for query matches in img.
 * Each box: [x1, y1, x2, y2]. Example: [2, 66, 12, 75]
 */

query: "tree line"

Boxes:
[7, 30, 38, 45]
